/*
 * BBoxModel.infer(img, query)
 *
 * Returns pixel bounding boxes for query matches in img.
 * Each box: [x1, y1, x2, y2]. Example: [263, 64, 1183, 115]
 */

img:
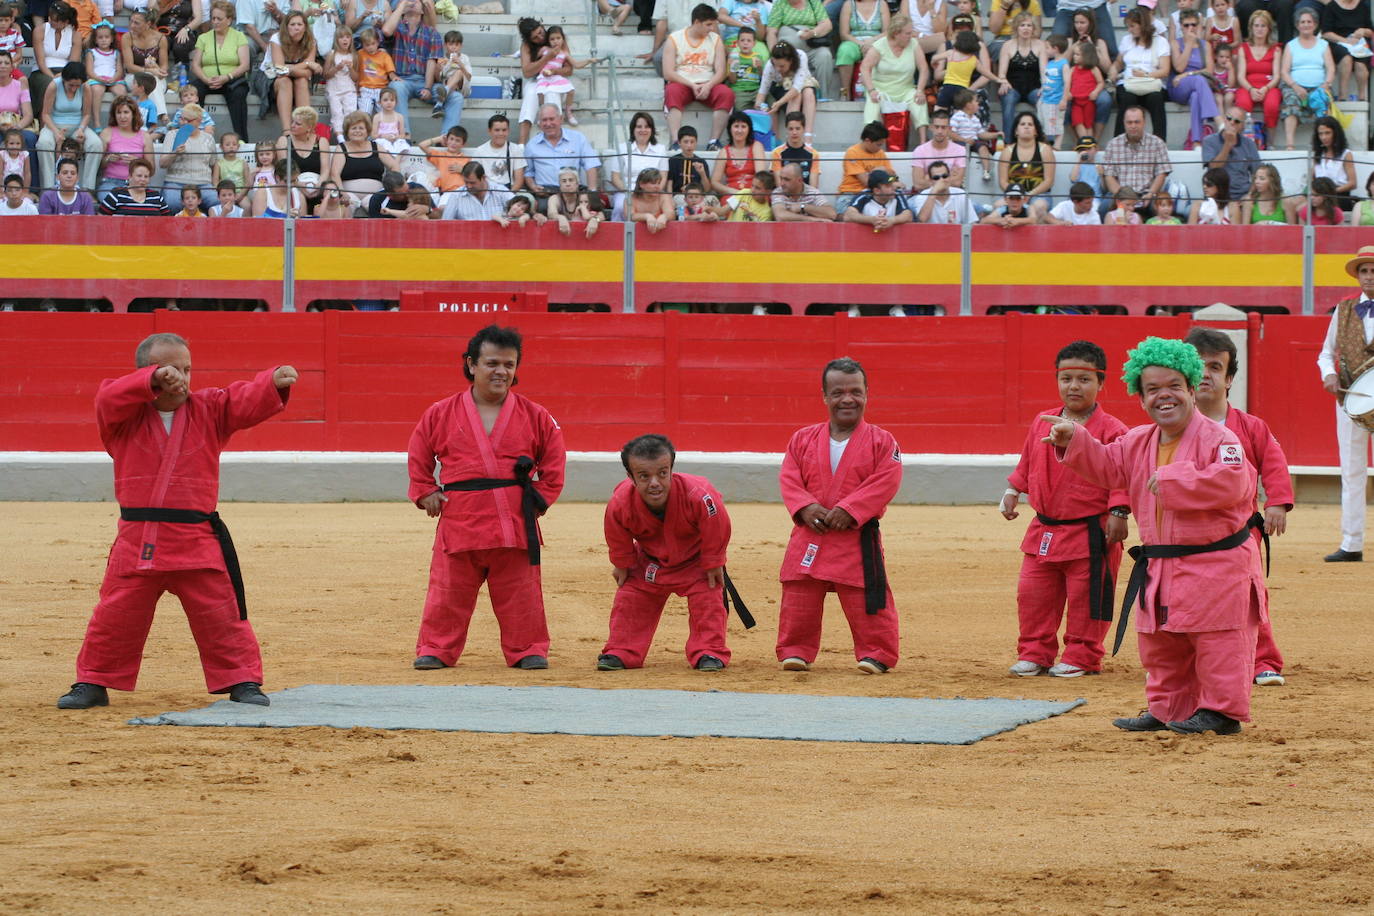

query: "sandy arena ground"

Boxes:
[1, 501, 1371, 914]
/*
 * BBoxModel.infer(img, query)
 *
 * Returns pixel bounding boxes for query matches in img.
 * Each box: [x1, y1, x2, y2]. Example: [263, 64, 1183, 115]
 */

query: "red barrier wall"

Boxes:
[0, 312, 1340, 464]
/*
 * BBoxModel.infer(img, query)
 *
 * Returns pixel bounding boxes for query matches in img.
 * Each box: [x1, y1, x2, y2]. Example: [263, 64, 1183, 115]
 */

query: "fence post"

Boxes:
[282, 218, 297, 313]
[622, 218, 636, 313]
[1301, 223, 1314, 316]
[959, 222, 972, 316]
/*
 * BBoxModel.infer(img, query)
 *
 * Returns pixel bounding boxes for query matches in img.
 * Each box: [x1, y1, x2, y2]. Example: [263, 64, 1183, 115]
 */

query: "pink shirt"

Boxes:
[0, 78, 30, 117]
[910, 138, 967, 174]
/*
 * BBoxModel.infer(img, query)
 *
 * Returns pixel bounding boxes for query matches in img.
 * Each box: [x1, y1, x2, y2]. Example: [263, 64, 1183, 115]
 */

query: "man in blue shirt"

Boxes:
[382, 0, 459, 135]
[523, 104, 602, 208]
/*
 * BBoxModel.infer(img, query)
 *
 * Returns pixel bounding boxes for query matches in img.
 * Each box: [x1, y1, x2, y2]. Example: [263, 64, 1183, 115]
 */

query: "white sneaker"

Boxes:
[781, 657, 809, 671]
[1048, 662, 1088, 678]
[1254, 670, 1286, 686]
[1009, 660, 1044, 677]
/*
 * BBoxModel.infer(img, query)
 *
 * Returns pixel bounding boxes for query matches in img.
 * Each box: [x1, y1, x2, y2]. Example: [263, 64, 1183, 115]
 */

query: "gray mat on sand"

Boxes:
[129, 685, 1085, 745]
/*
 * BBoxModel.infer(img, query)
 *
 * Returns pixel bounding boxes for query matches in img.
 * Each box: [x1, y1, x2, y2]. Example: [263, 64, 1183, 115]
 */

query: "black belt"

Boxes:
[1248, 511, 1271, 577]
[722, 570, 756, 629]
[442, 455, 549, 565]
[1113, 518, 1261, 656]
[859, 518, 887, 614]
[1035, 512, 1114, 623]
[119, 507, 247, 620]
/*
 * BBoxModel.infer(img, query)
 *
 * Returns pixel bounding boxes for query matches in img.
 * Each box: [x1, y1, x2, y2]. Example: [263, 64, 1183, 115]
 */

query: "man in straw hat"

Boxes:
[1317, 245, 1374, 562]
[1042, 337, 1266, 735]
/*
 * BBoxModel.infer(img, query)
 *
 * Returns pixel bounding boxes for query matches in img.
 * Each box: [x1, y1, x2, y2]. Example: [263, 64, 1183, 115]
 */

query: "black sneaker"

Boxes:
[1113, 711, 1167, 731]
[596, 654, 626, 671]
[413, 655, 448, 670]
[228, 682, 270, 706]
[514, 654, 548, 670]
[1324, 548, 1363, 562]
[57, 683, 108, 709]
[695, 654, 725, 671]
[1167, 708, 1241, 735]
[857, 657, 889, 675]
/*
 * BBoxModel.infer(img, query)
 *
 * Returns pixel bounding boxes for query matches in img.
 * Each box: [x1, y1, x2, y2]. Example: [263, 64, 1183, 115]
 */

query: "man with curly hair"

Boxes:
[1041, 337, 1266, 736]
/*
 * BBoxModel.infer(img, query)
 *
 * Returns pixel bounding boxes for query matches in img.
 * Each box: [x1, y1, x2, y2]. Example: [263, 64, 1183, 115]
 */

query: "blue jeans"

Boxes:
[1001, 87, 1041, 137]
[1052, 4, 1118, 60]
[390, 73, 464, 135]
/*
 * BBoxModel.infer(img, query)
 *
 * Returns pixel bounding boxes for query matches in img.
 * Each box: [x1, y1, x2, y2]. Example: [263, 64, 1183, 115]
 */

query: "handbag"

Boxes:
[1123, 76, 1163, 95]
[882, 109, 910, 151]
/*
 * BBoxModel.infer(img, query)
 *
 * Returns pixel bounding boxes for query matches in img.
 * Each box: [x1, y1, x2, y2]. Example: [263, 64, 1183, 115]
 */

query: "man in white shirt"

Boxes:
[1044, 181, 1103, 225]
[468, 113, 525, 190]
[441, 161, 515, 220]
[913, 161, 973, 224]
[1, 175, 37, 215]
[842, 169, 912, 231]
[1317, 245, 1374, 562]
[771, 162, 835, 221]
[910, 111, 967, 190]
[663, 4, 732, 145]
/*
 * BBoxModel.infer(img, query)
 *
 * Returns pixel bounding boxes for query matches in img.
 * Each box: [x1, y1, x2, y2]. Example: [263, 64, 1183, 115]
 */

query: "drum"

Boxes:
[1343, 357, 1374, 433]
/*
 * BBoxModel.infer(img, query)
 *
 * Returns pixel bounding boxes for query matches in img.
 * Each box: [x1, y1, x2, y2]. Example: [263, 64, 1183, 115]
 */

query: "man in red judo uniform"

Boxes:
[408, 325, 566, 671]
[1002, 340, 1130, 679]
[777, 357, 902, 674]
[58, 333, 297, 710]
[599, 434, 753, 672]
[1043, 336, 1266, 735]
[1184, 327, 1294, 689]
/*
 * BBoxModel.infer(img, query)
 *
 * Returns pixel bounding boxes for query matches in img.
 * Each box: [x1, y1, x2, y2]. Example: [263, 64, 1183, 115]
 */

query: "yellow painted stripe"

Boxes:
[296, 247, 622, 283]
[972, 253, 1304, 287]
[7, 244, 282, 281]
[637, 251, 962, 285]
[1315, 254, 1361, 286]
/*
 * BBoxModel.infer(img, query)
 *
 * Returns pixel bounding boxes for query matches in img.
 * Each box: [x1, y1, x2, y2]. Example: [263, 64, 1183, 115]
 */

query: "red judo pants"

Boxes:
[1253, 610, 1284, 676]
[603, 572, 730, 668]
[1138, 603, 1260, 723]
[776, 579, 899, 669]
[75, 567, 263, 693]
[1015, 554, 1111, 671]
[418, 545, 549, 666]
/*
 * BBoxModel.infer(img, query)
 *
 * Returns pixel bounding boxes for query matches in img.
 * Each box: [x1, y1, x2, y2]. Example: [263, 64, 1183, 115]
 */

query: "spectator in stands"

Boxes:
[440, 160, 511, 219]
[371, 87, 410, 153]
[667, 125, 712, 192]
[1101, 105, 1170, 219]
[1110, 8, 1170, 141]
[238, 0, 282, 64]
[677, 180, 719, 219]
[548, 165, 604, 236]
[836, 0, 889, 101]
[98, 97, 153, 194]
[1319, 0, 1370, 103]
[1298, 175, 1343, 225]
[1241, 160, 1293, 223]
[1146, 189, 1183, 223]
[418, 124, 469, 197]
[713, 167, 775, 220]
[1278, 8, 1334, 150]
[159, 83, 220, 142]
[1189, 166, 1237, 223]
[709, 109, 765, 197]
[843, 167, 914, 229]
[1044, 179, 1103, 223]
[1350, 171, 1374, 225]
[122, 10, 171, 124]
[523, 103, 601, 206]
[1103, 185, 1143, 223]
[913, 160, 975, 223]
[1236, 9, 1281, 136]
[933, 27, 1004, 113]
[756, 40, 821, 141]
[719, 0, 769, 47]
[191, 1, 252, 141]
[836, 119, 895, 212]
[0, 131, 30, 195]
[950, 86, 1000, 180]
[726, 26, 766, 110]
[771, 160, 835, 221]
[996, 13, 1044, 139]
[610, 110, 669, 218]
[333, 109, 396, 195]
[99, 157, 170, 214]
[1068, 134, 1103, 200]
[997, 111, 1055, 220]
[365, 167, 426, 218]
[910, 0, 950, 55]
[1053, 0, 1118, 62]
[1311, 115, 1355, 211]
[347, 0, 391, 45]
[314, 179, 355, 219]
[174, 185, 207, 217]
[322, 28, 358, 142]
[859, 15, 930, 148]
[1065, 10, 1116, 141]
[980, 181, 1038, 226]
[36, 62, 102, 191]
[30, 3, 81, 118]
[39, 157, 95, 213]
[767, 0, 836, 102]
[516, 18, 552, 144]
[1169, 10, 1220, 148]
[469, 114, 525, 191]
[252, 158, 305, 215]
[159, 102, 217, 205]
[0, 52, 36, 160]
[627, 166, 675, 232]
[269, 11, 322, 125]
[209, 178, 245, 216]
[989, 0, 1042, 61]
[663, 4, 733, 146]
[383, 0, 459, 135]
[277, 105, 334, 188]
[911, 111, 965, 190]
[1235, 0, 1294, 44]
[1202, 104, 1259, 199]
[772, 111, 821, 185]
[159, 0, 205, 83]
[0, 172, 35, 214]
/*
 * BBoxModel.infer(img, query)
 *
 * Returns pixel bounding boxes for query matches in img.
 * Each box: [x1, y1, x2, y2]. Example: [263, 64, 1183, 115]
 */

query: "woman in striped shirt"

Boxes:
[98, 157, 170, 214]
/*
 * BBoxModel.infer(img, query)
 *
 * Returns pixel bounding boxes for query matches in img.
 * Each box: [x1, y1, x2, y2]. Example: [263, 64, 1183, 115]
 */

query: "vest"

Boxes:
[1335, 296, 1374, 406]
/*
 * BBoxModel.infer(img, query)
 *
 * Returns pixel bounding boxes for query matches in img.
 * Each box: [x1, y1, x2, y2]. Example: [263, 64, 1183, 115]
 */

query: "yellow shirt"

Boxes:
[727, 188, 773, 221]
[1155, 437, 1181, 528]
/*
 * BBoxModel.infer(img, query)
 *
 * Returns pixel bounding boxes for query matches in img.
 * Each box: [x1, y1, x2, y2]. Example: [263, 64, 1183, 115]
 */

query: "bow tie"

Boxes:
[1358, 300, 1374, 319]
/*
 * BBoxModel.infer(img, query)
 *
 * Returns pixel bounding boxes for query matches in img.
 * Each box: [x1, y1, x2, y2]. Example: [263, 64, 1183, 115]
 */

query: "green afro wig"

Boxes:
[1122, 336, 1204, 395]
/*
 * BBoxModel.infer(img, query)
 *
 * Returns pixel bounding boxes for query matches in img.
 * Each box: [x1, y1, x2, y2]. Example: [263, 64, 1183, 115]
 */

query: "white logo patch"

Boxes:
[1219, 444, 1244, 467]
[1038, 531, 1053, 556]
[702, 494, 717, 517]
[801, 543, 819, 568]
[644, 563, 659, 583]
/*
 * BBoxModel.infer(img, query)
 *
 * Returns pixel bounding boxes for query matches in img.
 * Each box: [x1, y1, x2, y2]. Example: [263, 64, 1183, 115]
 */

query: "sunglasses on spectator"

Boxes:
[929, 172, 949, 181]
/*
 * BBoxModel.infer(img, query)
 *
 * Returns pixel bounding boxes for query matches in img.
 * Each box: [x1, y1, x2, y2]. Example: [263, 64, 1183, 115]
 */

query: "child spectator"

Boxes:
[726, 26, 765, 112]
[754, 40, 819, 142]
[1038, 35, 1068, 148]
[770, 110, 820, 186]
[533, 26, 587, 125]
[468, 113, 524, 190]
[209, 179, 244, 216]
[500, 192, 540, 226]
[130, 73, 164, 133]
[676, 180, 719, 221]
[371, 87, 409, 154]
[0, 4, 24, 56]
[323, 29, 358, 142]
[159, 84, 218, 141]
[1207, 0, 1237, 49]
[39, 157, 96, 213]
[1068, 135, 1102, 201]
[85, 21, 126, 116]
[419, 125, 469, 194]
[69, 0, 100, 46]
[250, 143, 277, 190]
[949, 87, 999, 181]
[175, 185, 206, 216]
[1067, 42, 1103, 141]
[1, 172, 36, 213]
[1188, 166, 1235, 224]
[211, 132, 246, 197]
[667, 125, 711, 193]
[1, 127, 28, 190]
[353, 27, 395, 115]
[713, 168, 775, 221]
[1045, 180, 1102, 224]
[434, 30, 471, 119]
[1211, 43, 1235, 116]
[1104, 186, 1142, 224]
[836, 120, 896, 212]
[1298, 176, 1344, 225]
[932, 29, 1005, 111]
[1146, 189, 1183, 223]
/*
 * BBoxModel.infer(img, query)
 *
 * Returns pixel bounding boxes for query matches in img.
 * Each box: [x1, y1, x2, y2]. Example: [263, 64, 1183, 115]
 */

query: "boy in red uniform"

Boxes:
[600, 434, 748, 671]
[58, 333, 297, 710]
[407, 325, 566, 671]
[1001, 341, 1130, 678]
[1184, 326, 1294, 687]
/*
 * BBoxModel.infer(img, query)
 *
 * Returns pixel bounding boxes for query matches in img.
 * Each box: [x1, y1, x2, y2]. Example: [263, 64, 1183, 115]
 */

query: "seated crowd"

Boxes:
[0, 0, 1367, 225]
